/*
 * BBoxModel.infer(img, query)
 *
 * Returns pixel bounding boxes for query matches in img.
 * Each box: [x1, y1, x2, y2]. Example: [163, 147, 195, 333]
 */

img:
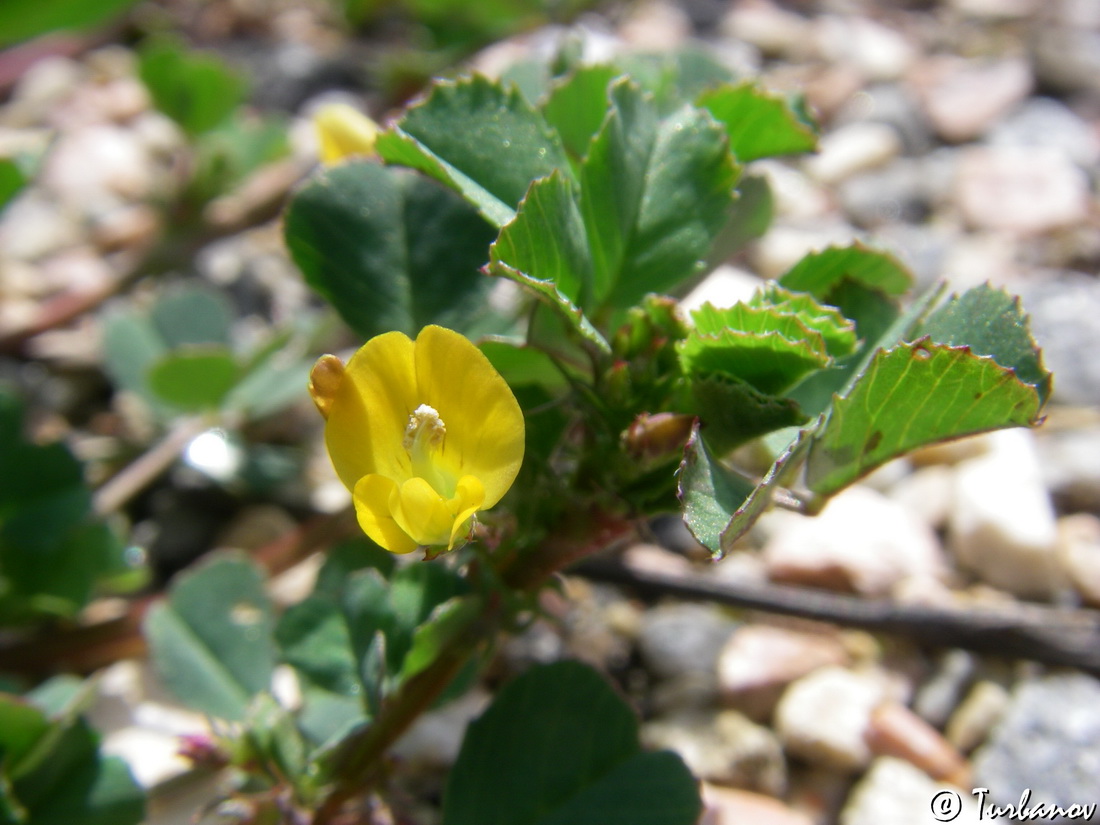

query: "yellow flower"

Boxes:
[309, 326, 525, 554]
[312, 103, 379, 165]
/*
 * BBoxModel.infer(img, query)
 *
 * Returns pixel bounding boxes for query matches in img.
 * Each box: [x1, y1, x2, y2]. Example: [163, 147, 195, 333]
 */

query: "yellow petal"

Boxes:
[314, 103, 379, 165]
[414, 326, 525, 507]
[449, 475, 485, 548]
[353, 474, 418, 554]
[390, 476, 457, 548]
[325, 331, 417, 489]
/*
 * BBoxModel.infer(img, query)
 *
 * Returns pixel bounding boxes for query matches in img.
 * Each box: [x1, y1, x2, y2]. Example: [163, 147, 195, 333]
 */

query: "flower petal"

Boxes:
[390, 476, 458, 547]
[448, 475, 485, 548]
[414, 326, 525, 507]
[326, 331, 417, 489]
[353, 474, 418, 554]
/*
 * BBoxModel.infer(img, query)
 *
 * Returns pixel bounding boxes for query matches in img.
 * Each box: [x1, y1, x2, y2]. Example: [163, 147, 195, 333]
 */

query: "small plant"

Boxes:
[128, 46, 1051, 823]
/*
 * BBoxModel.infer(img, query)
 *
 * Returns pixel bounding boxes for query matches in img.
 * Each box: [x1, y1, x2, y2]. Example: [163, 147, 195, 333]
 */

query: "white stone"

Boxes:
[753, 224, 861, 280]
[0, 191, 82, 262]
[815, 16, 916, 81]
[776, 667, 894, 771]
[1056, 513, 1100, 607]
[911, 57, 1033, 142]
[42, 123, 155, 204]
[755, 160, 831, 220]
[955, 146, 1090, 235]
[806, 122, 903, 185]
[721, 0, 814, 60]
[763, 486, 947, 597]
[718, 624, 850, 718]
[948, 429, 1062, 599]
[841, 757, 981, 825]
[888, 465, 956, 531]
[680, 265, 764, 314]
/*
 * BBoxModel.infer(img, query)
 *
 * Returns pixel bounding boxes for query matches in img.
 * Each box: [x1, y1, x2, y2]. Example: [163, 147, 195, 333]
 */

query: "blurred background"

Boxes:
[1, 0, 1098, 823]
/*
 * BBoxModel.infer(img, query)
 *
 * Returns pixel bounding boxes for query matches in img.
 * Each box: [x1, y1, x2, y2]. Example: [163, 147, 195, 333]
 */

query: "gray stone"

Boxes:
[1037, 427, 1100, 512]
[637, 602, 738, 681]
[910, 57, 1033, 143]
[972, 673, 1100, 813]
[834, 83, 934, 156]
[1056, 514, 1100, 607]
[1030, 26, 1100, 94]
[1019, 273, 1100, 406]
[838, 160, 931, 228]
[988, 97, 1100, 169]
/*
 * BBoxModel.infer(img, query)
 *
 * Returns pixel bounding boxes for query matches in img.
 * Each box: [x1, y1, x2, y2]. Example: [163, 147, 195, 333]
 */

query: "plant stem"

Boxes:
[310, 509, 637, 824]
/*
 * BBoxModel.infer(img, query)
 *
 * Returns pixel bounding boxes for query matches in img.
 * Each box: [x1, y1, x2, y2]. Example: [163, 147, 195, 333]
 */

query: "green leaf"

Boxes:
[0, 159, 29, 213]
[542, 65, 618, 161]
[490, 171, 593, 306]
[704, 172, 774, 266]
[750, 285, 857, 357]
[144, 553, 275, 720]
[145, 347, 240, 411]
[0, 0, 139, 46]
[138, 39, 246, 136]
[687, 373, 807, 455]
[0, 390, 130, 623]
[718, 425, 816, 553]
[100, 311, 170, 408]
[0, 695, 50, 777]
[779, 242, 913, 300]
[579, 80, 740, 308]
[617, 48, 736, 114]
[276, 597, 361, 699]
[442, 661, 701, 825]
[677, 423, 756, 556]
[917, 283, 1052, 404]
[150, 285, 233, 349]
[285, 162, 498, 339]
[398, 596, 481, 683]
[806, 339, 1043, 495]
[487, 260, 611, 355]
[479, 339, 567, 391]
[698, 82, 818, 162]
[387, 563, 468, 675]
[680, 319, 830, 396]
[376, 75, 571, 227]
[10, 721, 143, 825]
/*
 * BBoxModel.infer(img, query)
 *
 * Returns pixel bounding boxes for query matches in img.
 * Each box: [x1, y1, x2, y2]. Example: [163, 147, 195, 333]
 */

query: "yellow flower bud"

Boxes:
[312, 103, 379, 165]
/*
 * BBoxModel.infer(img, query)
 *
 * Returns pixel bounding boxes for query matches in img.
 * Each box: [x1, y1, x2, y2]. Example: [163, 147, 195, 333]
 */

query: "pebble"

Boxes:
[805, 122, 903, 185]
[775, 666, 894, 771]
[887, 465, 955, 532]
[909, 57, 1033, 142]
[1020, 274, 1100, 407]
[717, 624, 851, 720]
[866, 701, 971, 785]
[0, 190, 83, 263]
[619, 0, 693, 50]
[641, 709, 787, 793]
[753, 161, 831, 220]
[1056, 513, 1100, 607]
[840, 757, 980, 825]
[814, 16, 917, 82]
[720, 1, 815, 60]
[701, 785, 814, 825]
[954, 146, 1090, 234]
[837, 159, 930, 228]
[834, 84, 934, 155]
[679, 265, 765, 315]
[946, 680, 1011, 754]
[947, 430, 1063, 599]
[1030, 26, 1100, 94]
[636, 602, 738, 690]
[972, 673, 1100, 810]
[987, 97, 1100, 168]
[752, 223, 862, 280]
[912, 650, 979, 729]
[762, 486, 947, 597]
[42, 123, 157, 205]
